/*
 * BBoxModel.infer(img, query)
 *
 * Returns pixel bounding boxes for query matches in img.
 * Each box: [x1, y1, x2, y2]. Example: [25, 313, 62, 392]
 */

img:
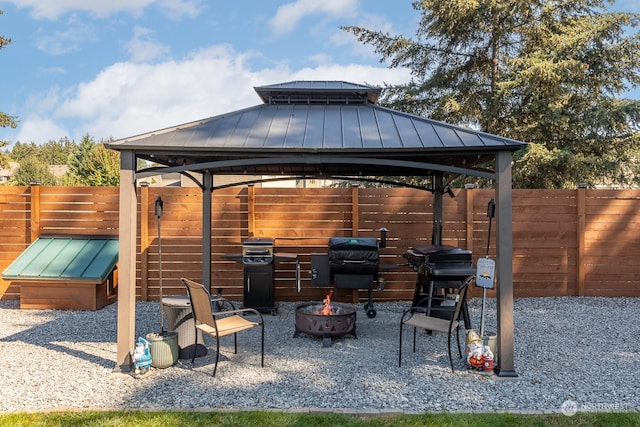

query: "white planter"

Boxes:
[145, 331, 179, 369]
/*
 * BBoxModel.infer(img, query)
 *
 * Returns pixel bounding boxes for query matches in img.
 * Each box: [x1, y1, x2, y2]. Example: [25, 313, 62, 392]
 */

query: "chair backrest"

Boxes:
[451, 277, 472, 326]
[181, 278, 216, 329]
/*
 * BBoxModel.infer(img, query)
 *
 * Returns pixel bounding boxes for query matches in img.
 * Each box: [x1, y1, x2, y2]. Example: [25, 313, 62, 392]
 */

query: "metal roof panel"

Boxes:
[2, 237, 119, 283]
[110, 102, 524, 152]
[107, 81, 526, 176]
[393, 115, 424, 148]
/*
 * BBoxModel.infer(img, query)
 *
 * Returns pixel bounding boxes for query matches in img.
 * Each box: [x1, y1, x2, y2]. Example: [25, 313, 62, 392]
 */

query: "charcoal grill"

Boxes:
[311, 237, 381, 318]
[404, 244, 475, 328]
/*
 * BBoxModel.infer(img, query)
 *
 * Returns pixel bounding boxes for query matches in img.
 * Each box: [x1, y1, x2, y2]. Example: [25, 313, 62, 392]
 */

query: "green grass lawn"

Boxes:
[1, 410, 639, 427]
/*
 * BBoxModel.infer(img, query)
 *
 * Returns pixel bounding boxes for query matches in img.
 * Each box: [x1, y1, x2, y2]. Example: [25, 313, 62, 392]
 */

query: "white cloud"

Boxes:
[125, 26, 171, 63]
[1, 44, 410, 145]
[286, 63, 410, 88]
[4, 0, 201, 20]
[55, 45, 279, 140]
[269, 0, 359, 36]
[39, 67, 66, 74]
[35, 14, 97, 55]
[13, 116, 68, 144]
[36, 44, 409, 143]
[156, 0, 201, 20]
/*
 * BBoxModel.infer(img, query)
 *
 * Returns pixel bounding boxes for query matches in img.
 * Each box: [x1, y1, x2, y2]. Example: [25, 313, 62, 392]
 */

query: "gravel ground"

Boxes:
[1, 295, 639, 414]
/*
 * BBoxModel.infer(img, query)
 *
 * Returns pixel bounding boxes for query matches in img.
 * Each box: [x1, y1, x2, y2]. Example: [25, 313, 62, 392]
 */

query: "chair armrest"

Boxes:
[213, 307, 264, 323]
[210, 296, 237, 312]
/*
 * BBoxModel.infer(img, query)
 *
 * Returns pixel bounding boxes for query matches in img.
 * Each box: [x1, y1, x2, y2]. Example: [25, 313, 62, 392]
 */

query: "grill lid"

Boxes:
[242, 237, 274, 263]
[242, 237, 274, 247]
[328, 237, 378, 251]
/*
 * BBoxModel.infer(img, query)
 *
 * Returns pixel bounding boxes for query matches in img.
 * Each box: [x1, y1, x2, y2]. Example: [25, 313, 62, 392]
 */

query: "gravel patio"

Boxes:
[1, 295, 638, 414]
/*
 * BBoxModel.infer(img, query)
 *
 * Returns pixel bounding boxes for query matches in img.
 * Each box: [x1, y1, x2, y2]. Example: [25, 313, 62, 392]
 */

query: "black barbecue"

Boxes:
[221, 238, 302, 315]
[240, 238, 277, 315]
[311, 236, 383, 318]
[404, 244, 475, 328]
[222, 238, 285, 315]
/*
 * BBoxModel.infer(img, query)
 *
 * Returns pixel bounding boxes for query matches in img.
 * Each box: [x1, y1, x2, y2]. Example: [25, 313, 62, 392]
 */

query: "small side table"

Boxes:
[162, 295, 207, 359]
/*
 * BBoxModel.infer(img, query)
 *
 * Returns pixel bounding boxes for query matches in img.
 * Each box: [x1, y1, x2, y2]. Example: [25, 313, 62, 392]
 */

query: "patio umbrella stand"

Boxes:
[145, 196, 179, 369]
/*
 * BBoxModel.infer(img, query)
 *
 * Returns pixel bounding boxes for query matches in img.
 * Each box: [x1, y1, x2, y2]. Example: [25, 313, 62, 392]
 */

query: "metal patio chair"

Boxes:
[399, 276, 473, 372]
[181, 277, 264, 377]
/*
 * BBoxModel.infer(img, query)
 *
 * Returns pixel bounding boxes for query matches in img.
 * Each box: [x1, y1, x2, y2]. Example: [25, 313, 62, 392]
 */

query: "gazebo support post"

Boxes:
[494, 150, 518, 377]
[202, 171, 213, 293]
[114, 150, 137, 373]
[432, 173, 444, 245]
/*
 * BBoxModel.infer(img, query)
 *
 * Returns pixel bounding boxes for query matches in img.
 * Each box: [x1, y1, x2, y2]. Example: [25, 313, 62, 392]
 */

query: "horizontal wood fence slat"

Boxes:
[1, 185, 639, 302]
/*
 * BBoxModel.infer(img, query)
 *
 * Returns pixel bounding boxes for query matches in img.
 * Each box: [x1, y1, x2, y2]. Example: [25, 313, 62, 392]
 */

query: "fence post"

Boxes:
[351, 184, 359, 236]
[29, 181, 41, 242]
[576, 184, 587, 296]
[350, 184, 360, 302]
[248, 184, 255, 237]
[140, 183, 150, 301]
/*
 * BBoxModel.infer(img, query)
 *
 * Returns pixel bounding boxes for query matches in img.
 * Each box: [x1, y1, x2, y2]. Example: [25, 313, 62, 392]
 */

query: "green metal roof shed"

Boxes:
[3, 236, 119, 310]
[3, 237, 118, 282]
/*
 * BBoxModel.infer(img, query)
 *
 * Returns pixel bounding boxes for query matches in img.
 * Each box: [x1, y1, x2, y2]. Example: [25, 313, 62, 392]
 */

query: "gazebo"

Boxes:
[106, 81, 526, 377]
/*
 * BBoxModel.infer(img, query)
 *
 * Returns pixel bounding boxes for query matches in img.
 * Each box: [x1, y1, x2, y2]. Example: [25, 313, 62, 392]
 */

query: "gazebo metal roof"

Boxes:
[107, 80, 524, 378]
[107, 80, 524, 180]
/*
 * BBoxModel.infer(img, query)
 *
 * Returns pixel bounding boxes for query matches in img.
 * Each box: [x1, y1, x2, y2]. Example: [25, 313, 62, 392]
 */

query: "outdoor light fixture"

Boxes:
[487, 198, 495, 219]
[155, 196, 163, 218]
[378, 227, 388, 248]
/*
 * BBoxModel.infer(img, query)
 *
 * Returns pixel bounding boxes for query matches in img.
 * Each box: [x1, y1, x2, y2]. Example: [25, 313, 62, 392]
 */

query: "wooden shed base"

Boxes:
[20, 280, 117, 311]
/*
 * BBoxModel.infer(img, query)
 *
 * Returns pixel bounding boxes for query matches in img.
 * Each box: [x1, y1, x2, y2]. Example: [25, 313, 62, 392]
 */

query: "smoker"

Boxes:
[404, 244, 475, 327]
[311, 234, 384, 318]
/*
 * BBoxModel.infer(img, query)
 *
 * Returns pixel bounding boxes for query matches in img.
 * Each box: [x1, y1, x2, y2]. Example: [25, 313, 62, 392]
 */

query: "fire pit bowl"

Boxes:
[293, 302, 357, 347]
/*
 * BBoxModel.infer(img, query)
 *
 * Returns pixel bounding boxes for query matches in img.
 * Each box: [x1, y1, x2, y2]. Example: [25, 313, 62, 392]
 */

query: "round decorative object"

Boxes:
[145, 331, 179, 369]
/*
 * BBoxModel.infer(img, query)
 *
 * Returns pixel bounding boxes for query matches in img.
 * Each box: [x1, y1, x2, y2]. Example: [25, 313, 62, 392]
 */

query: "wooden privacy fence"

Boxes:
[1, 185, 639, 302]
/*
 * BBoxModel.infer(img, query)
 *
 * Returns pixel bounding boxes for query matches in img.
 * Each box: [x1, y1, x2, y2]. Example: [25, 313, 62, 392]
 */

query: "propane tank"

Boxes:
[133, 337, 152, 374]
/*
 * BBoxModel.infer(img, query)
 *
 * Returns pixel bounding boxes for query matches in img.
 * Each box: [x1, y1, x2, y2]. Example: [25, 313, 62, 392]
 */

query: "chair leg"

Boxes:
[398, 323, 403, 367]
[456, 327, 462, 358]
[447, 331, 454, 373]
[233, 333, 238, 354]
[192, 326, 198, 364]
[412, 327, 417, 352]
[260, 321, 265, 368]
[212, 335, 221, 377]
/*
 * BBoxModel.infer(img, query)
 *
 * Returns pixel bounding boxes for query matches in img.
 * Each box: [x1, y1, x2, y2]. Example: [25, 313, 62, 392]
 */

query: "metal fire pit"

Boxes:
[293, 302, 357, 347]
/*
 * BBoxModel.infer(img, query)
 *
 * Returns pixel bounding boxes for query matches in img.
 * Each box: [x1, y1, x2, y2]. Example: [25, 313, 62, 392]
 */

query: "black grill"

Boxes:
[242, 237, 274, 264]
[404, 245, 474, 327]
[328, 237, 379, 275]
[404, 245, 474, 278]
[310, 237, 381, 318]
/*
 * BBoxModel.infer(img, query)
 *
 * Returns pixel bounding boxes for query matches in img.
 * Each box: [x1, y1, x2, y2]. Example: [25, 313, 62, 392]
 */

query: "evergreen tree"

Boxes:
[0, 140, 9, 169]
[67, 134, 96, 184]
[0, 10, 17, 130]
[9, 142, 39, 162]
[344, 0, 640, 188]
[84, 143, 120, 186]
[10, 157, 58, 186]
[40, 137, 77, 165]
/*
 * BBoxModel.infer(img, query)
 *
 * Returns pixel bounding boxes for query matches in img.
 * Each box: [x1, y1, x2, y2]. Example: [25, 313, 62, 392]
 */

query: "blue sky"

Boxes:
[0, 0, 638, 146]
